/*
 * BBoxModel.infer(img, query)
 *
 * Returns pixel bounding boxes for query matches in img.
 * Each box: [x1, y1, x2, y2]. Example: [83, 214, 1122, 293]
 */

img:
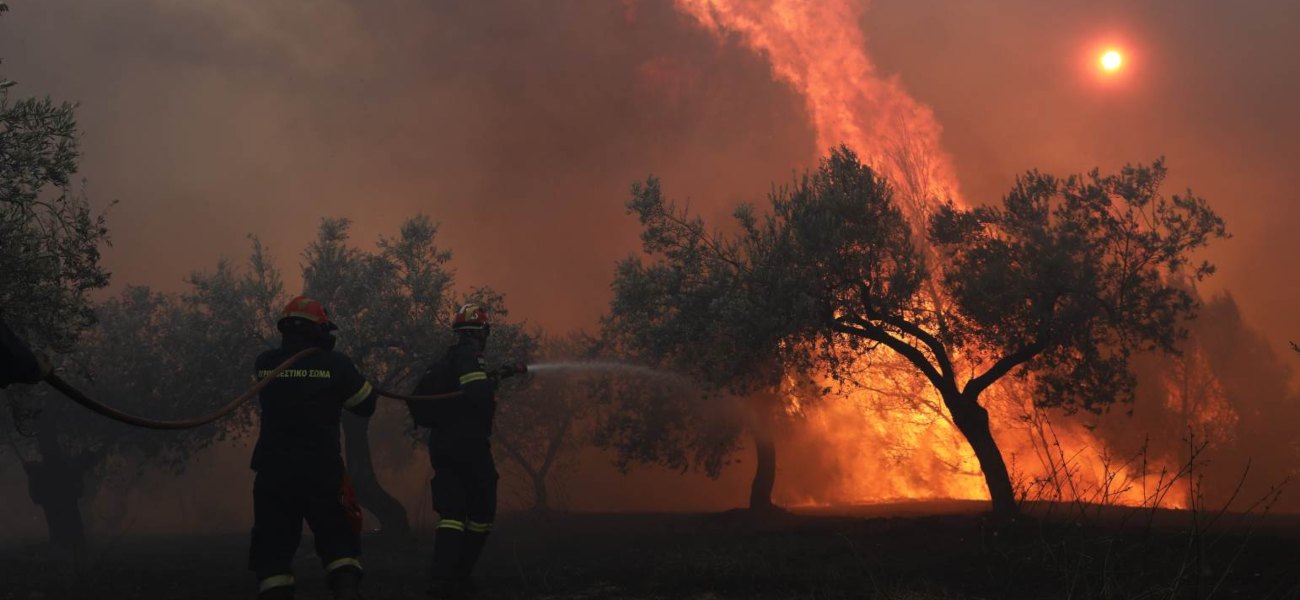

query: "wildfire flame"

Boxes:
[675, 0, 961, 214]
[675, 0, 1218, 510]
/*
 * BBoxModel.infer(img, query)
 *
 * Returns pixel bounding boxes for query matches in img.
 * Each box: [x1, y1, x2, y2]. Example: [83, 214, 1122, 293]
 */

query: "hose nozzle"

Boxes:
[494, 362, 529, 379]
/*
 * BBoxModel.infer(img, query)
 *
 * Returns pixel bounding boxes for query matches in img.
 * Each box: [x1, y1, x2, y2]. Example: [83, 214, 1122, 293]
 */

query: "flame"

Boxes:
[778, 363, 1193, 510]
[674, 0, 1222, 510]
[674, 0, 961, 213]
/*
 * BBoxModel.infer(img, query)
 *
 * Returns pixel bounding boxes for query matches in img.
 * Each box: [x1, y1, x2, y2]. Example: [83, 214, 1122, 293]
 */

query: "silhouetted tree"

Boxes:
[605, 177, 822, 511]
[300, 216, 457, 538]
[0, 6, 111, 562]
[5, 248, 279, 565]
[494, 333, 593, 512]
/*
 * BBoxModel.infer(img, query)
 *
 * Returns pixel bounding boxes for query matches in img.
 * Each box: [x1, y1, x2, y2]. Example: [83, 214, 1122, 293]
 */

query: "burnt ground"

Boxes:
[3, 501, 1299, 600]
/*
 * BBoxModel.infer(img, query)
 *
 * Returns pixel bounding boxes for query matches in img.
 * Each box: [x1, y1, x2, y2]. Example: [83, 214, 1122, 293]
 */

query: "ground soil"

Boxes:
[3, 501, 1298, 600]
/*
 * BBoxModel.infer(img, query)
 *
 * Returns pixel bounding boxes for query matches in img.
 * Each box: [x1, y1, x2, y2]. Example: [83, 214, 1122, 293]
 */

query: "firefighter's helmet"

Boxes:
[453, 303, 489, 331]
[280, 296, 337, 330]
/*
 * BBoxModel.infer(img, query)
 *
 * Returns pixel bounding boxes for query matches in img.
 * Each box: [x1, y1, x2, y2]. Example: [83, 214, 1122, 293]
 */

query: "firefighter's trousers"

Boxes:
[249, 461, 363, 594]
[429, 439, 498, 581]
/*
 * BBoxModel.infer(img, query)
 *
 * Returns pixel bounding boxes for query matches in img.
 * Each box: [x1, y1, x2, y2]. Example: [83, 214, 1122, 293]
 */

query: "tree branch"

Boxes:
[494, 433, 540, 480]
[538, 411, 575, 479]
[657, 203, 748, 275]
[833, 316, 951, 395]
[854, 283, 954, 380]
[964, 337, 1050, 399]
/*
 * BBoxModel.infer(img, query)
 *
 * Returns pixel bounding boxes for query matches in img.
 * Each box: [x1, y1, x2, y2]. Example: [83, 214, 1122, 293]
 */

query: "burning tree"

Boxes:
[620, 147, 1226, 516]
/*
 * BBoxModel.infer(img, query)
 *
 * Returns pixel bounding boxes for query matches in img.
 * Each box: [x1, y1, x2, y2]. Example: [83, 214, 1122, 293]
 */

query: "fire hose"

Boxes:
[39, 348, 525, 431]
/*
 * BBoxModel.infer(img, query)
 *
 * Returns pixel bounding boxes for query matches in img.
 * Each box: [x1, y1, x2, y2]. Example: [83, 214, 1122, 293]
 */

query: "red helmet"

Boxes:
[281, 296, 336, 330]
[453, 303, 489, 330]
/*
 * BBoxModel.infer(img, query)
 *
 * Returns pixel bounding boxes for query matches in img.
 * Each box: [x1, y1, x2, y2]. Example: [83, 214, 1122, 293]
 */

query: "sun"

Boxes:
[1100, 50, 1123, 72]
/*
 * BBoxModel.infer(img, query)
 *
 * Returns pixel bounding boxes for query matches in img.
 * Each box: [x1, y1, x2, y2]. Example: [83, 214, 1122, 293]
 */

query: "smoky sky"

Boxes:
[2, 0, 1298, 351]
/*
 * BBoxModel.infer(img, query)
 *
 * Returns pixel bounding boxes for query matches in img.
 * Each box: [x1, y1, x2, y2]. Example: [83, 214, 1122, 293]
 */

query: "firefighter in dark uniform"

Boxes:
[249, 296, 377, 600]
[0, 316, 48, 388]
[409, 303, 515, 599]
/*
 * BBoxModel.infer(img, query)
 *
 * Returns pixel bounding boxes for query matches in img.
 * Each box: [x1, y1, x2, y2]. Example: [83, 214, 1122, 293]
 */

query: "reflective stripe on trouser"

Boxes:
[437, 518, 466, 531]
[326, 557, 362, 572]
[466, 520, 493, 533]
[259, 574, 295, 592]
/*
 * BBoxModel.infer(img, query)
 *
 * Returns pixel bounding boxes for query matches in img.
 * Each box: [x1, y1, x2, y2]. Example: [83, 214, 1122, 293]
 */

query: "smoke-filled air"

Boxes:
[2, 1, 1299, 599]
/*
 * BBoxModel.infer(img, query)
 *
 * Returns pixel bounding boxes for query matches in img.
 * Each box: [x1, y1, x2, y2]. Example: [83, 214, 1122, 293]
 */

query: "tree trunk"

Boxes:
[749, 430, 777, 510]
[341, 412, 410, 538]
[532, 471, 549, 512]
[26, 421, 88, 569]
[944, 392, 1018, 517]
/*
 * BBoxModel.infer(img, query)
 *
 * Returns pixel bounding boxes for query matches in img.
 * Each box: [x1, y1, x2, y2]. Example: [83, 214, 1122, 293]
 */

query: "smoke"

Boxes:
[0, 0, 816, 333]
[1, 0, 1299, 531]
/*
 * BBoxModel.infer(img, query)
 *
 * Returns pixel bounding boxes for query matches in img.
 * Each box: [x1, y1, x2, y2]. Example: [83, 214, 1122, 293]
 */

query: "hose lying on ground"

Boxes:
[43, 347, 465, 430]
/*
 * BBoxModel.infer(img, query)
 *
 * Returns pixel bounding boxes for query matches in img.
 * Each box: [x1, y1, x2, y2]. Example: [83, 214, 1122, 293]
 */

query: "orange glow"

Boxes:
[1100, 50, 1123, 72]
[675, 1, 1216, 511]
[778, 362, 1192, 510]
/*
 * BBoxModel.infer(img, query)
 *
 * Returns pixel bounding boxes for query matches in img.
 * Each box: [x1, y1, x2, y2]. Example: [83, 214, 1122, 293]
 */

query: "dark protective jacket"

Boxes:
[0, 318, 43, 388]
[408, 337, 496, 444]
[250, 339, 377, 472]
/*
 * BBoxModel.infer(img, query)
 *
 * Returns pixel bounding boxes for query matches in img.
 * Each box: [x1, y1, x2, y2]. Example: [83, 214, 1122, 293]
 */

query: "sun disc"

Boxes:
[1100, 50, 1123, 72]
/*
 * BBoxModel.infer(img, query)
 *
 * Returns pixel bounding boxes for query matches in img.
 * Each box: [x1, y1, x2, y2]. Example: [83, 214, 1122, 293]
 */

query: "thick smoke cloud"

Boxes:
[1, 0, 1298, 529]
[1, 0, 813, 334]
[5, 0, 1296, 341]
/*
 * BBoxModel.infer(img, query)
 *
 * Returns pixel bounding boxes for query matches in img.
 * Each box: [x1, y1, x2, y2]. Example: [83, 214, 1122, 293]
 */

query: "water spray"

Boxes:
[524, 360, 697, 390]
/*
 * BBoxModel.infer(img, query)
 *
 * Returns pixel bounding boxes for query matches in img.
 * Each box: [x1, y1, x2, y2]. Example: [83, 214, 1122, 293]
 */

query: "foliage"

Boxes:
[928, 160, 1228, 413]
[0, 47, 110, 351]
[302, 216, 456, 391]
[604, 175, 816, 480]
[7, 241, 285, 471]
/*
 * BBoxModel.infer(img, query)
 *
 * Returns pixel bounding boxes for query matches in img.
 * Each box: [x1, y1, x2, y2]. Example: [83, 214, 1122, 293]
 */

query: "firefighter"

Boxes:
[0, 316, 48, 388]
[409, 303, 517, 599]
[249, 296, 377, 600]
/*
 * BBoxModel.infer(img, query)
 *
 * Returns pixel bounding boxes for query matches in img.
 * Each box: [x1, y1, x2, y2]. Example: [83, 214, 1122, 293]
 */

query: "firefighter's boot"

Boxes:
[327, 566, 364, 600]
[453, 525, 490, 598]
[258, 586, 294, 600]
[426, 578, 470, 600]
[429, 524, 468, 598]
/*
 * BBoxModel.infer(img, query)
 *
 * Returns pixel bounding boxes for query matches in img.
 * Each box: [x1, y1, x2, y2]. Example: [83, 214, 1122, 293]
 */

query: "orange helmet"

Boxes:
[281, 296, 337, 330]
[453, 303, 489, 331]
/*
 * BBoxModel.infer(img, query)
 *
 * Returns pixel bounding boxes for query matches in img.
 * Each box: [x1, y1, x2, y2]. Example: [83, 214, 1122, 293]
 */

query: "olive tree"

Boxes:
[618, 147, 1227, 516]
